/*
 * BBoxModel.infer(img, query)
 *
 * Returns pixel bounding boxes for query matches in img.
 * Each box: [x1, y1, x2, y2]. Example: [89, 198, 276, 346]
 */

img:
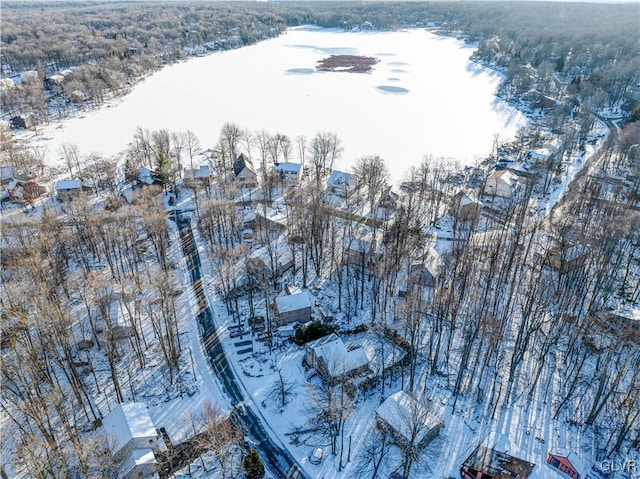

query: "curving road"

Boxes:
[175, 213, 309, 479]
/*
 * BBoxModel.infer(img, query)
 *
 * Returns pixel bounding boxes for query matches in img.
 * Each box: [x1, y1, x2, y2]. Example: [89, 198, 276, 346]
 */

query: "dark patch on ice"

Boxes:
[390, 69, 408, 74]
[375, 52, 396, 57]
[377, 85, 409, 94]
[286, 68, 315, 74]
[388, 77, 401, 82]
[388, 61, 409, 66]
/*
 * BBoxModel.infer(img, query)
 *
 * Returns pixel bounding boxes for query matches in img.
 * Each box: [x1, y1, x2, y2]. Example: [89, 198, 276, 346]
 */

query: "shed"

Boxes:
[274, 291, 312, 326]
[546, 449, 587, 479]
[9, 116, 33, 130]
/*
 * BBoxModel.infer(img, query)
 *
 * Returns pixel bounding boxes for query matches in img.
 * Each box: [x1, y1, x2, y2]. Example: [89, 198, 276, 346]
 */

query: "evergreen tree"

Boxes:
[243, 448, 265, 479]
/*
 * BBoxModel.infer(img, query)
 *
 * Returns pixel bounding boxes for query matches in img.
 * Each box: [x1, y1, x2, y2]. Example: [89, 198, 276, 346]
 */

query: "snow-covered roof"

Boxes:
[327, 170, 353, 188]
[376, 391, 443, 444]
[102, 402, 157, 455]
[343, 236, 373, 253]
[307, 333, 369, 378]
[249, 240, 293, 272]
[462, 441, 536, 479]
[529, 147, 553, 161]
[274, 162, 302, 174]
[488, 169, 518, 182]
[547, 449, 587, 479]
[234, 153, 256, 177]
[5, 179, 19, 191]
[1, 165, 17, 180]
[120, 448, 156, 477]
[546, 138, 563, 152]
[138, 167, 159, 185]
[275, 291, 311, 313]
[184, 165, 212, 179]
[56, 179, 82, 190]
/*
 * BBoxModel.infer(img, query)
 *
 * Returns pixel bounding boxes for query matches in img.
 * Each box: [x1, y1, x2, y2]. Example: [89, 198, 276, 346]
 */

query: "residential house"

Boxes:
[45, 74, 65, 88]
[247, 239, 294, 281]
[304, 333, 369, 381]
[593, 310, 640, 345]
[56, 179, 83, 201]
[376, 186, 401, 220]
[342, 235, 382, 268]
[102, 402, 158, 479]
[138, 167, 164, 187]
[234, 153, 258, 187]
[546, 449, 587, 479]
[545, 244, 588, 273]
[483, 170, 520, 199]
[460, 444, 536, 479]
[273, 162, 303, 185]
[327, 170, 354, 198]
[255, 206, 288, 234]
[408, 261, 436, 288]
[3, 179, 45, 203]
[376, 390, 444, 452]
[183, 164, 213, 187]
[529, 138, 563, 165]
[449, 191, 481, 221]
[274, 290, 312, 326]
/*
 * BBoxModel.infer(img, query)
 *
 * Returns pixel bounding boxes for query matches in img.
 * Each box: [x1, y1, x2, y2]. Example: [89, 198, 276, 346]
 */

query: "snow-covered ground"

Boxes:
[23, 26, 526, 182]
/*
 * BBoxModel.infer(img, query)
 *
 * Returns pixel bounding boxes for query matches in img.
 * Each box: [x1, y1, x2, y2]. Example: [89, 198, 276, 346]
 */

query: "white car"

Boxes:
[309, 448, 324, 465]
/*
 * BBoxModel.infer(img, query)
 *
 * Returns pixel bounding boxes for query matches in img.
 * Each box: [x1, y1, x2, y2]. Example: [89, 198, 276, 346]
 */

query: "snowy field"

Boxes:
[27, 26, 526, 181]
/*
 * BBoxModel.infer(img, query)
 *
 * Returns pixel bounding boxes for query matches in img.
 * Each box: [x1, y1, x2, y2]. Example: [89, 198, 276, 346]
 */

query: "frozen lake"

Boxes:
[34, 26, 526, 181]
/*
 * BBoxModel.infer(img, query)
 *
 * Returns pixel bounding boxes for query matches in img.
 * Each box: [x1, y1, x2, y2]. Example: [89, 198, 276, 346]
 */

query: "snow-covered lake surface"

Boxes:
[33, 26, 525, 181]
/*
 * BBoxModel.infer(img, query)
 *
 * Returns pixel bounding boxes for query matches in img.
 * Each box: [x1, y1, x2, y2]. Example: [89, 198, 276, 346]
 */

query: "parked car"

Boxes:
[309, 448, 324, 465]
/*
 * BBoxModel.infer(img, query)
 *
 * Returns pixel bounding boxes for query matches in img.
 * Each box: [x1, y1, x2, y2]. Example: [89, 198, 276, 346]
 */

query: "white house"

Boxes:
[234, 153, 258, 187]
[304, 333, 369, 381]
[102, 402, 158, 479]
[327, 170, 354, 198]
[483, 170, 519, 199]
[273, 162, 303, 184]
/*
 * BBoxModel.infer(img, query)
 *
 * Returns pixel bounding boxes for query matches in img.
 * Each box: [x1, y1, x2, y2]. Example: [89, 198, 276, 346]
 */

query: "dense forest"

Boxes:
[1, 1, 639, 125]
